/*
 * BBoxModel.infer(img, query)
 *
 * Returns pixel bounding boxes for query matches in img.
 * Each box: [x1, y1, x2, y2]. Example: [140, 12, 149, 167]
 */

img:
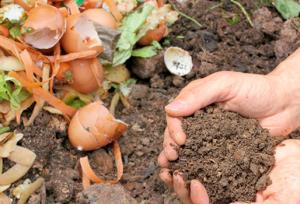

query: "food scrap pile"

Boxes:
[0, 0, 178, 202]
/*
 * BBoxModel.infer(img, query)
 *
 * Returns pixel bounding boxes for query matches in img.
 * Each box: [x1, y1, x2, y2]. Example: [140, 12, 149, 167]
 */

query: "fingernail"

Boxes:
[165, 101, 184, 112]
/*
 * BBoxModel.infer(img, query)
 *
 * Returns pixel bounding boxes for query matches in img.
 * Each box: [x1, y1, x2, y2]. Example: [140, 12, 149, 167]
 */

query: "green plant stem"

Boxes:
[171, 3, 203, 28]
[207, 2, 223, 11]
[230, 0, 254, 27]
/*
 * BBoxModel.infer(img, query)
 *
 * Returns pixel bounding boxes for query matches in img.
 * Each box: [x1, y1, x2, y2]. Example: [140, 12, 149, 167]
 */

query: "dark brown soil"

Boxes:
[4, 0, 300, 203]
[171, 106, 281, 203]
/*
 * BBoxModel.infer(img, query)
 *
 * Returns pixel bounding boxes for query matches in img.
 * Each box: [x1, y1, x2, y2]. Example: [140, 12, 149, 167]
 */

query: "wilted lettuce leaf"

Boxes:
[132, 41, 162, 58]
[113, 4, 154, 66]
[9, 25, 21, 39]
[63, 89, 92, 109]
[66, 97, 86, 109]
[0, 72, 29, 110]
[274, 0, 300, 19]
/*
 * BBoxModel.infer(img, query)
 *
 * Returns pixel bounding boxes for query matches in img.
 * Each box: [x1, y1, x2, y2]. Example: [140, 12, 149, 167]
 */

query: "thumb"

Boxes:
[165, 71, 237, 117]
[190, 180, 209, 204]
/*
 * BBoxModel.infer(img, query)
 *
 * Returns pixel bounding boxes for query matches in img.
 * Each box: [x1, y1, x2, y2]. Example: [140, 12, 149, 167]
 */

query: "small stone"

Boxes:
[136, 144, 143, 150]
[199, 31, 219, 52]
[135, 151, 144, 157]
[129, 52, 165, 79]
[76, 184, 138, 204]
[129, 84, 149, 100]
[150, 74, 164, 88]
[91, 149, 114, 174]
[172, 76, 185, 87]
[27, 194, 41, 204]
[141, 138, 150, 146]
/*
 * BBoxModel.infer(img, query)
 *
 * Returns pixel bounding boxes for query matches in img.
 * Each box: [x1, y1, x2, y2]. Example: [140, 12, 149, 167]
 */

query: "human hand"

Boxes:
[158, 48, 300, 203]
[160, 139, 300, 204]
[159, 47, 300, 166]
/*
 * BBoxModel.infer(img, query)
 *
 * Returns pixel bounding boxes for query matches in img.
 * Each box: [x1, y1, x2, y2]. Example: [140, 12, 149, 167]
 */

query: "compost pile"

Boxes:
[171, 106, 282, 203]
[1, 0, 300, 203]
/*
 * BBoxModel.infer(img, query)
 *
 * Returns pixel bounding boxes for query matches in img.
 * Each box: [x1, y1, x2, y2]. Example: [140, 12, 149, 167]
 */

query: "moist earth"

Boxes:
[3, 0, 300, 203]
[170, 106, 281, 204]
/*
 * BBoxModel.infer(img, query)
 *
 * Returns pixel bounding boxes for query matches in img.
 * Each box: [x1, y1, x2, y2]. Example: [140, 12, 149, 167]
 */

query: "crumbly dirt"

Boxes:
[3, 0, 300, 203]
[170, 106, 282, 203]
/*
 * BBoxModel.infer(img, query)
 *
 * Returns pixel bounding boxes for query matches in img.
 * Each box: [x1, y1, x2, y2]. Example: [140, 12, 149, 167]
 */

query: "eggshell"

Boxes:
[61, 9, 116, 53]
[23, 5, 66, 49]
[68, 101, 127, 151]
[69, 58, 103, 94]
[164, 47, 193, 76]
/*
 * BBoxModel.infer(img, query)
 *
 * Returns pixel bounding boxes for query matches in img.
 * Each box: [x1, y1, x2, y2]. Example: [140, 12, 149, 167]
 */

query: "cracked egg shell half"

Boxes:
[22, 5, 66, 50]
[61, 8, 117, 53]
[69, 58, 104, 94]
[68, 101, 128, 151]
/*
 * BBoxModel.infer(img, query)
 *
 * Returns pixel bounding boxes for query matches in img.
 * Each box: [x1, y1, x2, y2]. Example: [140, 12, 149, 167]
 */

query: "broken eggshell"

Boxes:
[22, 5, 66, 50]
[69, 58, 104, 94]
[68, 101, 127, 151]
[164, 47, 193, 76]
[61, 9, 116, 53]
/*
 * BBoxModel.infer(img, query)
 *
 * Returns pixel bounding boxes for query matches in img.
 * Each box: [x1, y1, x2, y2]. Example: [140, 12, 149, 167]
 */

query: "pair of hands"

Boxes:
[158, 48, 300, 204]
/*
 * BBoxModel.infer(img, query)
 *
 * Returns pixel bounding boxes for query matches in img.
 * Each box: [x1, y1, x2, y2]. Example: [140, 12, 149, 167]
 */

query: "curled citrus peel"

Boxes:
[79, 141, 123, 189]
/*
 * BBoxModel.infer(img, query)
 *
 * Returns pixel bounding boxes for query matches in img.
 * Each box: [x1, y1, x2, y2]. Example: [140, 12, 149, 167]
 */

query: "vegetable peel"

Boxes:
[79, 141, 123, 188]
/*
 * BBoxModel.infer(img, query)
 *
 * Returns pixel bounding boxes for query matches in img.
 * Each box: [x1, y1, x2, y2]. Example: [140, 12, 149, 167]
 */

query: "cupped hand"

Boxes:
[158, 48, 300, 203]
[160, 139, 300, 204]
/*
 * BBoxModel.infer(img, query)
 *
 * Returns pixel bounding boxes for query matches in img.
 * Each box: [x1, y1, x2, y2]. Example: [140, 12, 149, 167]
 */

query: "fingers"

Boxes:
[159, 168, 173, 188]
[158, 151, 169, 168]
[166, 116, 186, 145]
[190, 180, 209, 204]
[165, 71, 237, 117]
[173, 171, 192, 204]
[273, 139, 300, 163]
[163, 128, 178, 161]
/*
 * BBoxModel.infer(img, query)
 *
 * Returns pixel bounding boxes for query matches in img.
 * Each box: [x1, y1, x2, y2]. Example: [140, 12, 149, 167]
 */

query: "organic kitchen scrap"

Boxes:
[0, 0, 179, 202]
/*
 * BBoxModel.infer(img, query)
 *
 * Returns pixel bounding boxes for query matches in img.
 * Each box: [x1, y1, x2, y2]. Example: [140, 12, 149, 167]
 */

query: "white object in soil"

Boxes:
[164, 47, 193, 76]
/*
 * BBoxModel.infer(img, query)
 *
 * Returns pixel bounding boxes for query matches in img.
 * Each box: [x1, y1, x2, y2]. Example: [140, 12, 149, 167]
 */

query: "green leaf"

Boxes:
[63, 89, 91, 109]
[132, 46, 157, 58]
[227, 15, 240, 26]
[0, 72, 29, 110]
[274, 0, 300, 19]
[113, 4, 155, 66]
[0, 126, 10, 135]
[9, 25, 21, 39]
[66, 97, 86, 109]
[75, 0, 85, 6]
[132, 41, 162, 58]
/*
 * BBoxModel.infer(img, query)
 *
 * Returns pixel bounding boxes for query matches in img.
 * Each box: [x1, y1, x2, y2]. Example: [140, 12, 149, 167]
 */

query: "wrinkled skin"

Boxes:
[158, 48, 300, 204]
